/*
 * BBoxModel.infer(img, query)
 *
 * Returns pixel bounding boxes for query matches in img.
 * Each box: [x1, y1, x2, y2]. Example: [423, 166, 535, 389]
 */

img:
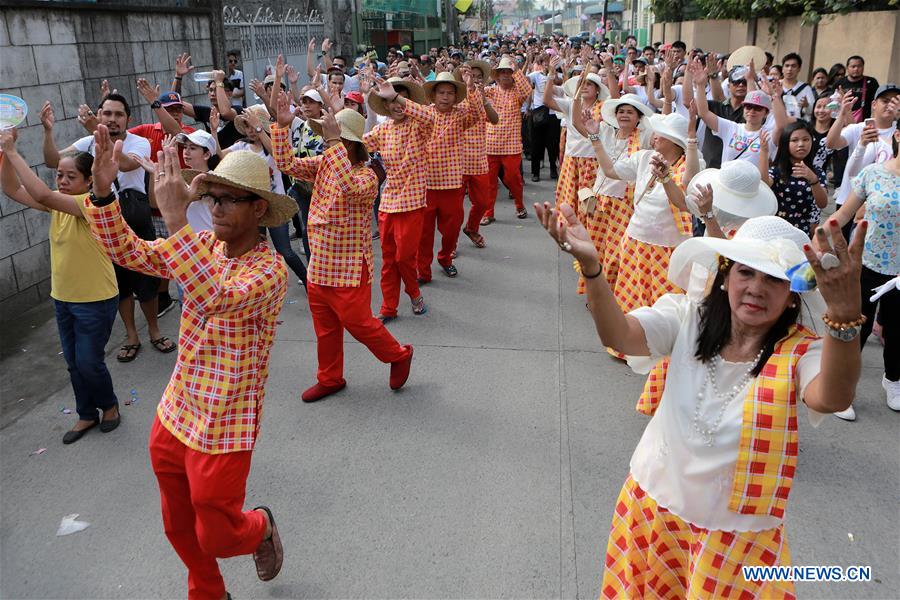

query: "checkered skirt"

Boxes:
[602, 475, 796, 600]
[613, 236, 681, 313]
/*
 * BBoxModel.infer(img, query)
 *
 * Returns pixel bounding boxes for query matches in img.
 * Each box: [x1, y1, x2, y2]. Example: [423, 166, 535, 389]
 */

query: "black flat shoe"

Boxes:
[63, 421, 98, 444]
[100, 410, 121, 433]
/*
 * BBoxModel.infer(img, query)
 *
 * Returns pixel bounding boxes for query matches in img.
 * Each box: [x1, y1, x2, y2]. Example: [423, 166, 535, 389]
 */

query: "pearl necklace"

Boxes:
[693, 349, 765, 447]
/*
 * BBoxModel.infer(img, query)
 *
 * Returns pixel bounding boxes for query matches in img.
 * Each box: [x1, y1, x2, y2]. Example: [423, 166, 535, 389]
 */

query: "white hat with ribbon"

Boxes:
[687, 160, 778, 219]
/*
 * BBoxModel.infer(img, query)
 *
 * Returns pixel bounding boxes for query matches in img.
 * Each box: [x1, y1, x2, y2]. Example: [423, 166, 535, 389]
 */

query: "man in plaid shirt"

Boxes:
[82, 126, 292, 598]
[363, 77, 436, 321]
[271, 95, 414, 403]
[483, 55, 534, 223]
[416, 69, 484, 282]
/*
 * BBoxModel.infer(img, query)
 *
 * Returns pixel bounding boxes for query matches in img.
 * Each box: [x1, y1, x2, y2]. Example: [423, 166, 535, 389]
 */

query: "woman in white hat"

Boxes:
[543, 56, 610, 222]
[271, 98, 415, 403]
[571, 86, 653, 293]
[573, 103, 703, 348]
[535, 199, 866, 599]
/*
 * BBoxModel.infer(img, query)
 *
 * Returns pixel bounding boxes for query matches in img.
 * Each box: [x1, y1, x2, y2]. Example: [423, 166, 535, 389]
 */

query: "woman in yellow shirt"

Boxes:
[1, 130, 120, 445]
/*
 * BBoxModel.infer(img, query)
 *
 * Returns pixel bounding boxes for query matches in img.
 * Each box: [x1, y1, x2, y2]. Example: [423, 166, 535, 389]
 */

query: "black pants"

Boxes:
[530, 108, 560, 178]
[860, 265, 899, 381]
[288, 183, 312, 260]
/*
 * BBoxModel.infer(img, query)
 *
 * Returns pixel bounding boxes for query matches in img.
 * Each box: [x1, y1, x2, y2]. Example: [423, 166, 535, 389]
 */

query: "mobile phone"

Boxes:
[864, 118, 876, 129]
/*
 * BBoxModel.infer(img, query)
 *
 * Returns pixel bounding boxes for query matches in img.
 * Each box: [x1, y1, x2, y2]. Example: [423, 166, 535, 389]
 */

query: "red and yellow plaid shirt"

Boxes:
[484, 70, 532, 156]
[425, 90, 484, 189]
[81, 198, 287, 454]
[363, 100, 434, 213]
[272, 128, 379, 287]
[462, 117, 490, 176]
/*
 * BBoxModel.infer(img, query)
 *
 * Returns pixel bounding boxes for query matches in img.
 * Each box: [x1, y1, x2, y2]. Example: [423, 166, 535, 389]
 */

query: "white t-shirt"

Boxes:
[186, 202, 214, 233]
[834, 122, 897, 205]
[627, 293, 823, 531]
[712, 116, 776, 167]
[225, 142, 285, 195]
[528, 71, 548, 109]
[228, 69, 244, 90]
[614, 149, 705, 247]
[320, 72, 359, 93]
[555, 97, 596, 158]
[72, 133, 151, 193]
[592, 123, 653, 198]
[782, 81, 816, 121]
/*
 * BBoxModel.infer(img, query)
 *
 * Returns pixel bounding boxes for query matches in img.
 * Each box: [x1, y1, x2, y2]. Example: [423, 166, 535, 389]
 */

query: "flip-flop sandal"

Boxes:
[516, 208, 528, 219]
[411, 296, 428, 315]
[150, 337, 177, 354]
[480, 216, 495, 226]
[463, 229, 486, 248]
[116, 344, 141, 363]
[441, 264, 458, 278]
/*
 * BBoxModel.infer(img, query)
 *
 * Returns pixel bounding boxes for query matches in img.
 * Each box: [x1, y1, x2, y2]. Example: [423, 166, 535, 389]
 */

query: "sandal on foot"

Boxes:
[252, 506, 283, 581]
[463, 229, 486, 248]
[480, 216, 495, 226]
[150, 336, 177, 354]
[516, 208, 528, 219]
[411, 296, 428, 315]
[441, 264, 458, 278]
[374, 313, 396, 324]
[116, 344, 141, 363]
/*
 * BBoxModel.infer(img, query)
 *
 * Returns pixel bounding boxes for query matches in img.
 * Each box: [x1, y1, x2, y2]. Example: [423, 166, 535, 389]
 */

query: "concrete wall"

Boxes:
[650, 10, 899, 83]
[0, 5, 216, 319]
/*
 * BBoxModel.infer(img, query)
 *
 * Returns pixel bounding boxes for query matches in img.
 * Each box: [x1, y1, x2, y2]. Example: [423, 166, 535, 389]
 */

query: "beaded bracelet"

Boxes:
[582, 263, 604, 279]
[822, 313, 867, 330]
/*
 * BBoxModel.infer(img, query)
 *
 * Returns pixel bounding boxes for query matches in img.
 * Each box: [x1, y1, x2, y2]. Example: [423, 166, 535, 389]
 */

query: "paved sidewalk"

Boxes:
[1, 172, 897, 599]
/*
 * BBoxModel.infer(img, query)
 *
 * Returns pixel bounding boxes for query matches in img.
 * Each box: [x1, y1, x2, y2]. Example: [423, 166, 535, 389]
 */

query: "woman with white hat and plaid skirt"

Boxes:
[535, 195, 866, 598]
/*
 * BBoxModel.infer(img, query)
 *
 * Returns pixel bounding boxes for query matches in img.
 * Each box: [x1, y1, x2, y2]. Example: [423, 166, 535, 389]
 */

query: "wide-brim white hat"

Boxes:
[727, 45, 767, 71]
[600, 93, 654, 125]
[687, 161, 777, 219]
[562, 73, 610, 101]
[367, 78, 426, 116]
[308, 108, 366, 143]
[424, 71, 467, 104]
[645, 113, 689, 149]
[182, 150, 298, 227]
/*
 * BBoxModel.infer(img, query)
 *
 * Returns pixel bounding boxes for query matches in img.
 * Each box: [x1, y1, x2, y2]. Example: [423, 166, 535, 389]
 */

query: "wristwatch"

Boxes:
[254, 125, 263, 133]
[150, 100, 161, 109]
[216, 82, 225, 88]
[89, 189, 118, 207]
[701, 210, 715, 221]
[826, 324, 861, 342]
[588, 133, 601, 142]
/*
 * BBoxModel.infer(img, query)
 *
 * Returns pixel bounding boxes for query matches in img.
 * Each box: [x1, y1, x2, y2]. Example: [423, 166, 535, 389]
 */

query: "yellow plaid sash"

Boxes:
[668, 156, 692, 236]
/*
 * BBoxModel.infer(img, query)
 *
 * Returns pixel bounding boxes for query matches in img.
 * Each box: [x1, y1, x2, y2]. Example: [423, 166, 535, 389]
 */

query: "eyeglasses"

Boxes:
[201, 193, 257, 208]
[228, 59, 239, 64]
[744, 104, 766, 112]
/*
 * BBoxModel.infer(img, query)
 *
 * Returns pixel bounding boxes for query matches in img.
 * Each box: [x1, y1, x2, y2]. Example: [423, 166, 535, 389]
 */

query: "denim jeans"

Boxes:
[268, 223, 307, 284]
[288, 183, 312, 260]
[54, 297, 119, 421]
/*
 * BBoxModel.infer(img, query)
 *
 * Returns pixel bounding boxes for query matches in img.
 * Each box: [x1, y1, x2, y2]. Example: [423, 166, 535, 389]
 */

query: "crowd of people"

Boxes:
[0, 30, 897, 599]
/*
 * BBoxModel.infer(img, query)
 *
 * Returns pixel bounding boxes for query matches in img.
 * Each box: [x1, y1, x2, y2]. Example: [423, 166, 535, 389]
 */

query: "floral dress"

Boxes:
[769, 165, 827, 234]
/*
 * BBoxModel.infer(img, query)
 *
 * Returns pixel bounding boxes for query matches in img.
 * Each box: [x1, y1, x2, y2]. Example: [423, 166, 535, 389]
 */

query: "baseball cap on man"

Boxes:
[302, 89, 323, 103]
[158, 91, 182, 107]
[874, 83, 899, 100]
[742, 90, 772, 111]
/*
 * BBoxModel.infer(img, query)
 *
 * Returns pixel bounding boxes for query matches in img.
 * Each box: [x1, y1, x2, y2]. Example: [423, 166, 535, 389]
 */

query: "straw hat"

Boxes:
[562, 73, 610, 101]
[727, 45, 766, 71]
[367, 77, 426, 116]
[307, 108, 366, 143]
[182, 151, 298, 227]
[687, 161, 777, 219]
[234, 105, 271, 136]
[424, 71, 467, 104]
[491, 56, 517, 77]
[645, 113, 690, 149]
[456, 60, 492, 84]
[600, 93, 653, 125]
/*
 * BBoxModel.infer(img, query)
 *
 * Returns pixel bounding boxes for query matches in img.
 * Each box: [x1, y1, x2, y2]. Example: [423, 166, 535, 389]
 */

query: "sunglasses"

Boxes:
[201, 193, 257, 208]
[743, 104, 766, 112]
[228, 59, 239, 64]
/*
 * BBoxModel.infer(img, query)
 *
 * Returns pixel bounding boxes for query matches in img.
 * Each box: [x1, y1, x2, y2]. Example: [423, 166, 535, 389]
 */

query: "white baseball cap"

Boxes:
[175, 130, 217, 154]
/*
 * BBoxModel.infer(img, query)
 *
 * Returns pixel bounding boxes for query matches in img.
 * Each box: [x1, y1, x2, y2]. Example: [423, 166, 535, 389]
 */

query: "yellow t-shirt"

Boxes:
[49, 193, 118, 303]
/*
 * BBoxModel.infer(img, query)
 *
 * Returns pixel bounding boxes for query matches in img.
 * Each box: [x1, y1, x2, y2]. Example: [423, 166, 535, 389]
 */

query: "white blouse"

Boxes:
[627, 293, 824, 532]
[555, 97, 597, 158]
[614, 150, 706, 248]
[592, 123, 653, 199]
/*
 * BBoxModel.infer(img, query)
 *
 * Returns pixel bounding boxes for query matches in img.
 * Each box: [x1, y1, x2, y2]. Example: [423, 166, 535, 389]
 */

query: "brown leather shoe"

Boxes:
[252, 506, 283, 581]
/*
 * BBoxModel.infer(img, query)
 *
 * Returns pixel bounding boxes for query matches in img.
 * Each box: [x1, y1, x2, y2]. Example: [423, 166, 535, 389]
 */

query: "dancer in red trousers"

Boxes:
[416, 68, 484, 281]
[82, 125, 293, 599]
[458, 60, 500, 248]
[363, 76, 435, 321]
[272, 96, 414, 402]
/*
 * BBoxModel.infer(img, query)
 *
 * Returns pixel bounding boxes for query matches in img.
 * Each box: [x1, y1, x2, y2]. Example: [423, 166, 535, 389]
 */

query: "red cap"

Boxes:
[344, 91, 364, 105]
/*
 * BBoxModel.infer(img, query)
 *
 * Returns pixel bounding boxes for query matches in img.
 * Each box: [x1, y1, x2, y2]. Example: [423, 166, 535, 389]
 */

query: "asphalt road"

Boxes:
[1, 167, 897, 599]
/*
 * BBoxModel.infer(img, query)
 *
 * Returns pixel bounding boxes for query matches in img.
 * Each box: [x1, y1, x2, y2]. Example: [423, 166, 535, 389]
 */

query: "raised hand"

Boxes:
[688, 57, 707, 86]
[372, 76, 397, 100]
[285, 64, 300, 85]
[320, 107, 341, 141]
[137, 78, 160, 104]
[649, 152, 671, 180]
[321, 38, 332, 54]
[162, 133, 178, 150]
[91, 124, 123, 195]
[804, 218, 864, 320]
[129, 151, 157, 175]
[535, 201, 599, 265]
[100, 79, 115, 100]
[154, 145, 192, 222]
[792, 161, 817, 182]
[275, 90, 294, 128]
[838, 89, 857, 117]
[693, 182, 714, 215]
[0, 127, 18, 153]
[209, 106, 220, 131]
[213, 70, 226, 83]
[40, 101, 55, 131]
[175, 52, 194, 77]
[77, 104, 98, 131]
[688, 100, 698, 137]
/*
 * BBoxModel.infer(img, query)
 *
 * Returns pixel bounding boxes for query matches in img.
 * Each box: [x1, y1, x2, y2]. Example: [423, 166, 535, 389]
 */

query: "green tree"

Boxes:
[516, 0, 536, 16]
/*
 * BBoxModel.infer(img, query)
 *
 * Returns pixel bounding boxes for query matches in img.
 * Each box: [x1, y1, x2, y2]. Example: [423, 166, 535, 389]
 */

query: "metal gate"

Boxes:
[223, 5, 326, 87]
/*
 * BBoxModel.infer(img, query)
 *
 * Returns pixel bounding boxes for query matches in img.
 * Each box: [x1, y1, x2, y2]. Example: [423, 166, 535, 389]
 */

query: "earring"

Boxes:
[719, 284, 726, 291]
[790, 302, 797, 308]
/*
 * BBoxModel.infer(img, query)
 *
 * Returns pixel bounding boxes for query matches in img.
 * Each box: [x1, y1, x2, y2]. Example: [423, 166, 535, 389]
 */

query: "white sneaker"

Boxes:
[883, 376, 900, 411]
[833, 405, 857, 421]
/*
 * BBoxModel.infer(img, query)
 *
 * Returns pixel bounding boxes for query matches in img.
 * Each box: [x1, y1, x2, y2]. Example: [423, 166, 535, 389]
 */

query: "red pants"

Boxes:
[485, 154, 524, 218]
[308, 281, 410, 386]
[463, 172, 493, 233]
[378, 208, 424, 317]
[149, 417, 266, 600]
[418, 187, 465, 280]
